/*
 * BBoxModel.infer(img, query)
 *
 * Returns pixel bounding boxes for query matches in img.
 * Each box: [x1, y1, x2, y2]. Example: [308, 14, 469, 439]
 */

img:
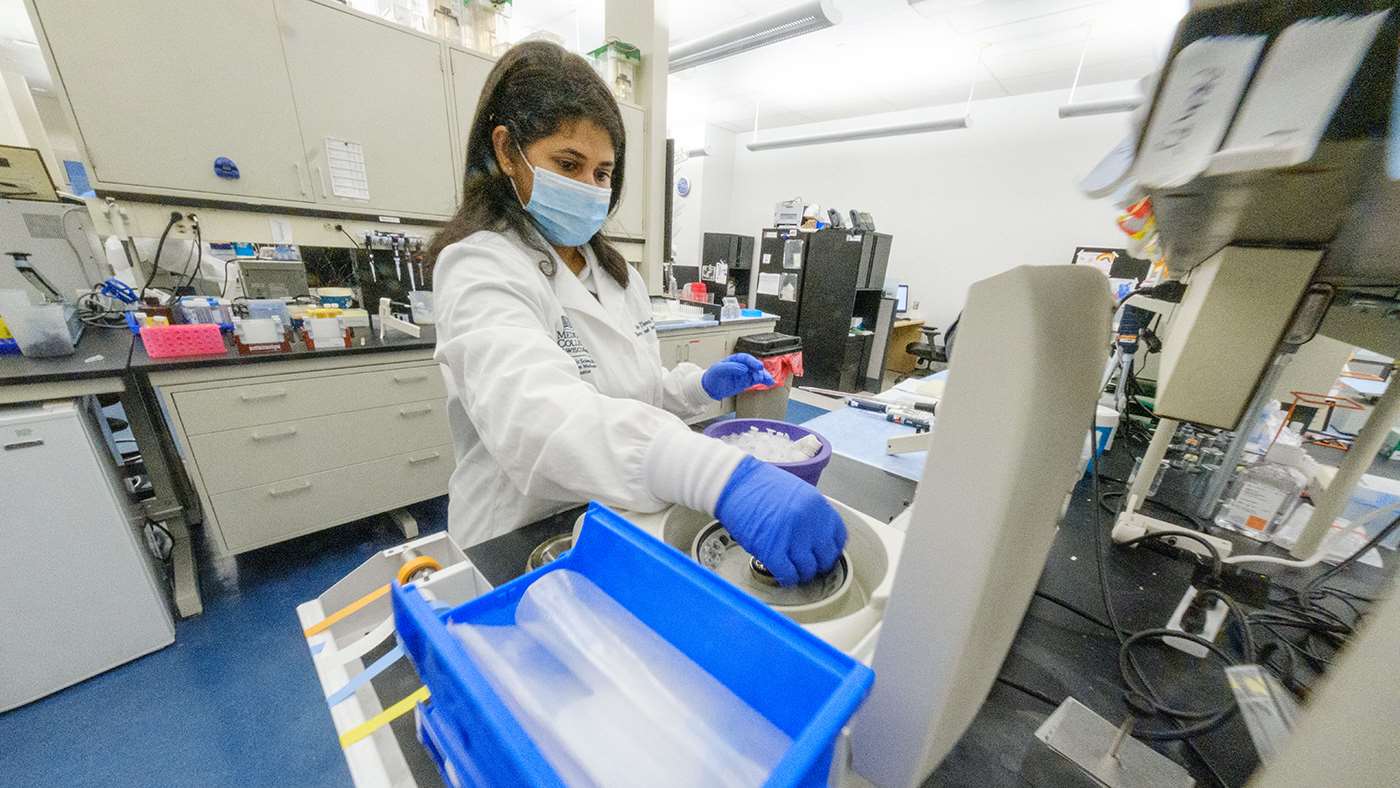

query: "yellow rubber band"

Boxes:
[303, 583, 390, 637]
[339, 686, 430, 748]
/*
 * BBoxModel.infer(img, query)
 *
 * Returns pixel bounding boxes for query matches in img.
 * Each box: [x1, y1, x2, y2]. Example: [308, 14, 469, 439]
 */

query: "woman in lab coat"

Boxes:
[429, 41, 845, 587]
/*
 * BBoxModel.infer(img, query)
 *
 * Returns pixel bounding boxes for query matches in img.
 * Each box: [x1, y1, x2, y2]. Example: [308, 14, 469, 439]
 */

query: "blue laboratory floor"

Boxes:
[1, 401, 822, 787]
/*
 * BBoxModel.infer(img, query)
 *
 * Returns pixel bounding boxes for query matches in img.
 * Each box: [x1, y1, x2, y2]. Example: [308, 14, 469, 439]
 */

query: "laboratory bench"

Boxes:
[0, 326, 445, 619]
[319, 423, 1393, 788]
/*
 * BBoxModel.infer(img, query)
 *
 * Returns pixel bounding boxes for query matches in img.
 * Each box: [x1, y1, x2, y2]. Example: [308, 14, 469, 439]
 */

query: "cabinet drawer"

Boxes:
[174, 365, 445, 435]
[211, 444, 453, 553]
[189, 399, 450, 494]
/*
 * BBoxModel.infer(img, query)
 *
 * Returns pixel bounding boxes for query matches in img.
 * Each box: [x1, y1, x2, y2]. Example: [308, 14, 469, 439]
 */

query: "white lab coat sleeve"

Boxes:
[434, 236, 744, 515]
[660, 363, 713, 418]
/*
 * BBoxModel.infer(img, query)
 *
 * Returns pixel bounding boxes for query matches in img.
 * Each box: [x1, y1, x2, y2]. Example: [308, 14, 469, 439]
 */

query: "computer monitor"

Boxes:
[896, 284, 909, 314]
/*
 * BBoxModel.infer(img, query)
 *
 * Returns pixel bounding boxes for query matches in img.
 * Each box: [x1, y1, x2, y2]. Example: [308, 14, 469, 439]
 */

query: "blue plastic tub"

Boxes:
[393, 503, 874, 787]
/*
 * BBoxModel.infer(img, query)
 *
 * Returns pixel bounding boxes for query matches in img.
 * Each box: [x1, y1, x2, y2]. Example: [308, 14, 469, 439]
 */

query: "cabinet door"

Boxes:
[32, 0, 310, 203]
[606, 102, 646, 240]
[684, 334, 728, 370]
[276, 0, 458, 218]
[448, 46, 497, 200]
[657, 335, 685, 368]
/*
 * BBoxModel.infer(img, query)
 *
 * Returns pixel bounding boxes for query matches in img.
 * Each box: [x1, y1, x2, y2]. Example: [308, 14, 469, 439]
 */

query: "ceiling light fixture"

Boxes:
[668, 0, 841, 73]
[1058, 23, 1142, 118]
[745, 116, 968, 152]
[1058, 97, 1142, 118]
[748, 51, 979, 152]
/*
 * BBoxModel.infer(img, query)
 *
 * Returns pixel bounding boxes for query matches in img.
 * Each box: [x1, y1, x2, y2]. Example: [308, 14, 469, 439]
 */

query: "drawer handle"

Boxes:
[392, 372, 429, 384]
[408, 451, 442, 465]
[268, 480, 313, 498]
[240, 388, 288, 402]
[251, 426, 299, 442]
[399, 405, 433, 418]
[3, 439, 44, 451]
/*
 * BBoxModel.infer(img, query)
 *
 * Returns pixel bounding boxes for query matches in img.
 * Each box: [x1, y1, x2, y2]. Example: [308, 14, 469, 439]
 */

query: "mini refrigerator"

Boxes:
[1, 399, 174, 711]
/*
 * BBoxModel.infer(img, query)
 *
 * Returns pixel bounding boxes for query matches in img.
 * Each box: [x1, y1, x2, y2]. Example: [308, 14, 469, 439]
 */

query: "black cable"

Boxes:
[341, 227, 370, 286]
[1197, 589, 1256, 661]
[220, 258, 235, 298]
[995, 676, 1062, 709]
[1118, 531, 1223, 580]
[138, 213, 182, 302]
[1033, 590, 1116, 633]
[173, 220, 203, 300]
[1099, 488, 1209, 531]
[1092, 448, 1237, 787]
[1302, 512, 1400, 604]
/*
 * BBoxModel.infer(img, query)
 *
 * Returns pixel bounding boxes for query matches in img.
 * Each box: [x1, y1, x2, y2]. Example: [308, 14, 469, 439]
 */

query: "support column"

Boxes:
[604, 0, 667, 288]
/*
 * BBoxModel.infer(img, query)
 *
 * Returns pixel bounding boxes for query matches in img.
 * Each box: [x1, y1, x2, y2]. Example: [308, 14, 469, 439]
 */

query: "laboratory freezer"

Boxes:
[1, 399, 174, 711]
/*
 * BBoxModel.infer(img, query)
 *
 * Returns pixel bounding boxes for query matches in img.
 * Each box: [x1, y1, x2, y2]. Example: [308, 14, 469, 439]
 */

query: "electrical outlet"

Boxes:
[1164, 585, 1227, 658]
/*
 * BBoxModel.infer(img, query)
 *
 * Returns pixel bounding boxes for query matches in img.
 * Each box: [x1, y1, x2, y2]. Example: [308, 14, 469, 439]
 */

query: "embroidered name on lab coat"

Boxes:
[633, 318, 655, 337]
[556, 316, 597, 375]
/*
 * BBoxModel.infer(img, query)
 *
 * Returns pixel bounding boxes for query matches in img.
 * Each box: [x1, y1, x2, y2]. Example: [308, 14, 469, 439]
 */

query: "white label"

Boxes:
[1226, 480, 1289, 532]
[714, 262, 728, 285]
[761, 253, 772, 266]
[757, 273, 780, 296]
[269, 218, 293, 244]
[846, 233, 863, 242]
[1217, 12, 1388, 171]
[325, 137, 371, 201]
[763, 232, 777, 239]
[1135, 35, 1267, 188]
[377, 215, 402, 224]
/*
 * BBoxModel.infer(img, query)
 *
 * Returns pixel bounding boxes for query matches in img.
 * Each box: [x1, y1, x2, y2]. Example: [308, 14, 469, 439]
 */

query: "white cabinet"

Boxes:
[275, 0, 458, 219]
[607, 102, 646, 240]
[448, 46, 497, 199]
[31, 0, 312, 203]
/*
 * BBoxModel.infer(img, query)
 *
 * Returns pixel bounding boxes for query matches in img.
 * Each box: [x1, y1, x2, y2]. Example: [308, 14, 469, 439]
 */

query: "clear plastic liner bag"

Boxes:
[452, 569, 790, 787]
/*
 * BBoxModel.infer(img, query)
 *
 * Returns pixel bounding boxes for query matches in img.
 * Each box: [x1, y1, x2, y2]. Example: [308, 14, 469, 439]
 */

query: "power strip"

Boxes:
[1164, 585, 1227, 657]
[1111, 511, 1235, 559]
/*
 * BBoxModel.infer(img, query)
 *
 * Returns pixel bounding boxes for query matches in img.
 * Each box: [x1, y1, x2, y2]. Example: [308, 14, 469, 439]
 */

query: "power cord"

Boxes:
[137, 212, 183, 302]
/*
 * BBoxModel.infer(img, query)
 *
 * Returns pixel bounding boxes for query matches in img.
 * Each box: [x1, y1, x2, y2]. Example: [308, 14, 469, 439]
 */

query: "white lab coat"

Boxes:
[432, 228, 745, 547]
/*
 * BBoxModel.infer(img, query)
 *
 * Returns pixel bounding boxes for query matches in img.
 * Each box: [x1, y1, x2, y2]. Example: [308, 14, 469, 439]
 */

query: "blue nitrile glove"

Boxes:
[701, 353, 776, 400]
[715, 456, 847, 586]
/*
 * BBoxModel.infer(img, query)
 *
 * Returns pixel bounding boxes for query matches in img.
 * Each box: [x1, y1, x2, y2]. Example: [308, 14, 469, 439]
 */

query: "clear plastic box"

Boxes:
[588, 39, 641, 103]
[0, 295, 78, 358]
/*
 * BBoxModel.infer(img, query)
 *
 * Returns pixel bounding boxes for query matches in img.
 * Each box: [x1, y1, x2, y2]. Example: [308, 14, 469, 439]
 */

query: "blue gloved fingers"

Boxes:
[763, 553, 802, 588]
[732, 353, 766, 373]
[788, 545, 819, 585]
[756, 370, 776, 387]
[812, 531, 843, 574]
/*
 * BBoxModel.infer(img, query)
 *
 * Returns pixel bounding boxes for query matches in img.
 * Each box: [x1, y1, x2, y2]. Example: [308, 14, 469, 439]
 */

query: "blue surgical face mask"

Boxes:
[510, 144, 612, 247]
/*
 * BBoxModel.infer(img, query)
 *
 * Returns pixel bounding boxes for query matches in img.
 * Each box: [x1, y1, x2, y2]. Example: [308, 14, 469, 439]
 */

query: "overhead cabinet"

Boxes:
[29, 0, 313, 205]
[276, 0, 458, 218]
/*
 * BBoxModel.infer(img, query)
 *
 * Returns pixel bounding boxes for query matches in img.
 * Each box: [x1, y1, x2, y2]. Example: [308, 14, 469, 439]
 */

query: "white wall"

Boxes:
[716, 82, 1140, 330]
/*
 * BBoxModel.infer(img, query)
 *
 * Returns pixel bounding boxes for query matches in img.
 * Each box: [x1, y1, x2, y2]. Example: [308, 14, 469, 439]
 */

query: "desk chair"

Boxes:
[904, 317, 959, 378]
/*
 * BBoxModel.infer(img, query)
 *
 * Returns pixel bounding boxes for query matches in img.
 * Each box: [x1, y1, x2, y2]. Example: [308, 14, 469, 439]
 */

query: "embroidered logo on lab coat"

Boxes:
[633, 317, 655, 337]
[556, 316, 596, 375]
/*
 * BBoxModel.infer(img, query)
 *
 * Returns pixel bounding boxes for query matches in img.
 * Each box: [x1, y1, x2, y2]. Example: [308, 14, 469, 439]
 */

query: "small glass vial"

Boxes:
[1129, 456, 1169, 497]
[1214, 462, 1307, 541]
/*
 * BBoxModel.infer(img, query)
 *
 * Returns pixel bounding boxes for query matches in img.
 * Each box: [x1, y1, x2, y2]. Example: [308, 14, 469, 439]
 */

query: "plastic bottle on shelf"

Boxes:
[720, 297, 741, 321]
[1213, 461, 1308, 542]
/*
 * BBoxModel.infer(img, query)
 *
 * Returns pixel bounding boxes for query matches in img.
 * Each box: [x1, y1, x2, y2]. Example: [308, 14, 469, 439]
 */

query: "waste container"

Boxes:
[734, 332, 803, 420]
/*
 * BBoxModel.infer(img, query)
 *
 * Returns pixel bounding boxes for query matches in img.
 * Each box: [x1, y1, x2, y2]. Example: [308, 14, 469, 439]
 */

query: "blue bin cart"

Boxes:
[393, 502, 875, 787]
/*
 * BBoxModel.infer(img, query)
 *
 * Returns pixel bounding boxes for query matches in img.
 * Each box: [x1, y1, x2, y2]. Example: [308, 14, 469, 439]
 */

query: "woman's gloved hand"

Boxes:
[701, 353, 775, 400]
[714, 456, 846, 586]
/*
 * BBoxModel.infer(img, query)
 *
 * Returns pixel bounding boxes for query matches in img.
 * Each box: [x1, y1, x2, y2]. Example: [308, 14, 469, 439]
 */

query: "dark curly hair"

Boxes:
[428, 40, 629, 287]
